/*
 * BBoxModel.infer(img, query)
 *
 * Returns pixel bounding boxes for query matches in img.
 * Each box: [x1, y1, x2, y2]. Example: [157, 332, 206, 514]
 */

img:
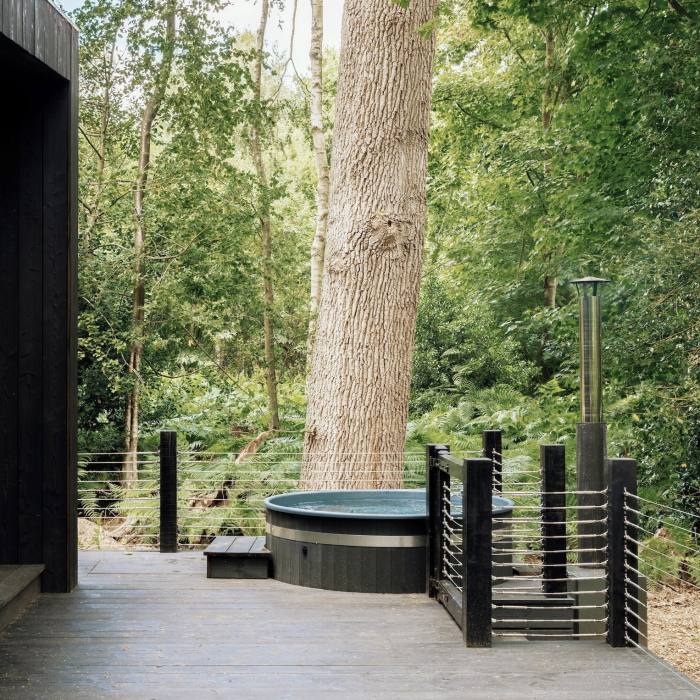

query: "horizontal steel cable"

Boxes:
[492, 603, 606, 610]
[492, 574, 606, 582]
[493, 632, 605, 638]
[495, 517, 606, 525]
[624, 554, 700, 592]
[491, 546, 606, 555]
[625, 533, 700, 566]
[494, 587, 607, 595]
[625, 491, 700, 521]
[492, 616, 607, 624]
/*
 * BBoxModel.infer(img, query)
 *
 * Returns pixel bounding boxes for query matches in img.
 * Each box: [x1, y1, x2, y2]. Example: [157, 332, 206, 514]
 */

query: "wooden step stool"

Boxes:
[204, 536, 271, 579]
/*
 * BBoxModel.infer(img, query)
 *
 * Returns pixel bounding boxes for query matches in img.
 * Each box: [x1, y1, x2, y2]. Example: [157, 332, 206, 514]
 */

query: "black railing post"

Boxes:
[541, 444, 567, 594]
[482, 430, 503, 493]
[463, 457, 493, 647]
[426, 444, 449, 597]
[606, 457, 637, 647]
[160, 430, 178, 553]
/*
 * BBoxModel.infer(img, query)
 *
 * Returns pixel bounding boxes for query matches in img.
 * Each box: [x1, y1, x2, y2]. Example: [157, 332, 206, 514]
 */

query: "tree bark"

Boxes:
[306, 0, 330, 362]
[544, 274, 557, 308]
[250, 0, 280, 431]
[124, 3, 177, 485]
[301, 0, 438, 490]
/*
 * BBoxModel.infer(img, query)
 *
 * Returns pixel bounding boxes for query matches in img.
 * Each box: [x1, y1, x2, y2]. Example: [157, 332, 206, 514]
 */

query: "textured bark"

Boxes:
[306, 0, 330, 362]
[124, 4, 176, 485]
[301, 0, 438, 490]
[250, 0, 280, 431]
[544, 274, 557, 308]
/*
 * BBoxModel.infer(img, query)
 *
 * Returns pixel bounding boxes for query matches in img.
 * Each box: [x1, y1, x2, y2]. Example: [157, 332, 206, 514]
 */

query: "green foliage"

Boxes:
[73, 0, 699, 528]
[143, 371, 306, 452]
[407, 382, 576, 464]
[421, 0, 700, 513]
[74, 0, 315, 452]
[412, 274, 535, 412]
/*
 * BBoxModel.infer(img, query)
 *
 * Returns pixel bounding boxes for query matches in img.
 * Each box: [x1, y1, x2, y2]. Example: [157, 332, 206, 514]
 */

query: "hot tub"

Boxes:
[265, 490, 513, 593]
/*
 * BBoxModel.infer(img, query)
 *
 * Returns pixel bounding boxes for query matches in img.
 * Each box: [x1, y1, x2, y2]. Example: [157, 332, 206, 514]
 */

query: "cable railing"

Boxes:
[490, 445, 609, 640]
[441, 476, 463, 591]
[79, 429, 698, 680]
[491, 483, 609, 641]
[491, 447, 542, 567]
[77, 452, 160, 549]
[427, 443, 668, 649]
[78, 437, 426, 550]
[427, 438, 700, 656]
[622, 491, 700, 682]
[427, 445, 493, 646]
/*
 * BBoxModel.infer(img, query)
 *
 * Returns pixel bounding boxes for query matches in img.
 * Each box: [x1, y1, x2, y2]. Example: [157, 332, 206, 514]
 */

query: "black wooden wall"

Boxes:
[0, 0, 78, 593]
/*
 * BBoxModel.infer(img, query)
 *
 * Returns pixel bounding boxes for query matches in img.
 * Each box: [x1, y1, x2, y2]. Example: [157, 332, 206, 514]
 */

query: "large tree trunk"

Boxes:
[306, 0, 330, 362]
[301, 0, 438, 490]
[250, 0, 280, 431]
[124, 4, 176, 485]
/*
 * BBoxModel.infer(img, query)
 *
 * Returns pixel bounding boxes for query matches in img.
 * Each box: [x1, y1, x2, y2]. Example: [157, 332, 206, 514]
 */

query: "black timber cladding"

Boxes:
[1, 0, 75, 79]
[0, 0, 78, 592]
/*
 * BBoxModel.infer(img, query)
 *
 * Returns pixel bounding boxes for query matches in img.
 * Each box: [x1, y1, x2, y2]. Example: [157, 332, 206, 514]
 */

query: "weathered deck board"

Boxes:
[0, 551, 697, 699]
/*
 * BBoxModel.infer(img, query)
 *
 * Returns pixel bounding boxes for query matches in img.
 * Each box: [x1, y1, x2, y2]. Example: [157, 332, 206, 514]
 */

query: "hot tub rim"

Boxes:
[264, 488, 514, 520]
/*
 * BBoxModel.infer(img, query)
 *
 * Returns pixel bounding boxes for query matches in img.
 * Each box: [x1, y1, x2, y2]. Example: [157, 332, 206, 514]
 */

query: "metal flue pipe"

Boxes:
[573, 277, 609, 423]
[571, 277, 610, 566]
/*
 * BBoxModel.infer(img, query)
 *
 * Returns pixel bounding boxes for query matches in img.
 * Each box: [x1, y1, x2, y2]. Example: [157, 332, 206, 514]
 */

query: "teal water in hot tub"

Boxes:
[264, 489, 513, 519]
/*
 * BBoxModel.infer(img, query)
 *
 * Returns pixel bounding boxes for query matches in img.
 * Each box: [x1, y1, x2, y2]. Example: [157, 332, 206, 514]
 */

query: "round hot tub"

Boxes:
[265, 490, 513, 593]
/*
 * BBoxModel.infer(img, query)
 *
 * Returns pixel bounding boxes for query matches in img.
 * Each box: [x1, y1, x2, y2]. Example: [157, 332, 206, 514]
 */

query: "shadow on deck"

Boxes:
[0, 551, 697, 699]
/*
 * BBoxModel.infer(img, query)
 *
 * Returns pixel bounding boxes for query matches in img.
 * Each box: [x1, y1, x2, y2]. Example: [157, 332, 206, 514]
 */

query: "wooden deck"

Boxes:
[0, 552, 697, 699]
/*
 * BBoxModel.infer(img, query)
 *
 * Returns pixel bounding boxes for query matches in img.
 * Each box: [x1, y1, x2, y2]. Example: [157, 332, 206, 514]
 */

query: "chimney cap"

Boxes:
[570, 277, 610, 295]
[570, 276, 611, 285]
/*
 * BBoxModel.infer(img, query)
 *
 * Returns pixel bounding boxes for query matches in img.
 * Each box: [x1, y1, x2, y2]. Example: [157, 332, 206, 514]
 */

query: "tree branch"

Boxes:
[79, 125, 103, 159]
[668, 0, 691, 18]
[501, 26, 528, 65]
[453, 102, 507, 131]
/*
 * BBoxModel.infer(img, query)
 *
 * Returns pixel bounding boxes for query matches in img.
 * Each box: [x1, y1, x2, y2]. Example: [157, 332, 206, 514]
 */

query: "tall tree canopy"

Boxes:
[74, 0, 699, 510]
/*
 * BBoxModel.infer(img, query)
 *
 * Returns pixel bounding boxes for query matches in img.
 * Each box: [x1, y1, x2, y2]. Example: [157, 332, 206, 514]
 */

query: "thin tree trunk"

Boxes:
[306, 0, 330, 362]
[250, 0, 280, 431]
[124, 4, 177, 484]
[83, 39, 117, 245]
[301, 0, 438, 490]
[541, 28, 557, 308]
[541, 28, 555, 133]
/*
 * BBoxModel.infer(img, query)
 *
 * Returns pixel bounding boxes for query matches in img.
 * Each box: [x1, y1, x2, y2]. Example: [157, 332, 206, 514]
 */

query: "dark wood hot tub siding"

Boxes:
[266, 510, 427, 593]
[268, 536, 426, 594]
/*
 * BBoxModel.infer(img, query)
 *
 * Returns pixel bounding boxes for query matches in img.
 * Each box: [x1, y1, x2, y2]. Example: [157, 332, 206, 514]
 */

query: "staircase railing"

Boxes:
[426, 435, 645, 648]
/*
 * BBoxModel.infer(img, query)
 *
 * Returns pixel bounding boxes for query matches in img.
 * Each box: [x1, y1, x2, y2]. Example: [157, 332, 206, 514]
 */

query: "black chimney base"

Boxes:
[576, 422, 607, 565]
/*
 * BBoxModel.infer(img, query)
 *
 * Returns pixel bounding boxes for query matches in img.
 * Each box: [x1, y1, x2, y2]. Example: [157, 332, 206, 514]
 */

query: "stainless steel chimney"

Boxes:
[572, 277, 609, 423]
[571, 276, 610, 566]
